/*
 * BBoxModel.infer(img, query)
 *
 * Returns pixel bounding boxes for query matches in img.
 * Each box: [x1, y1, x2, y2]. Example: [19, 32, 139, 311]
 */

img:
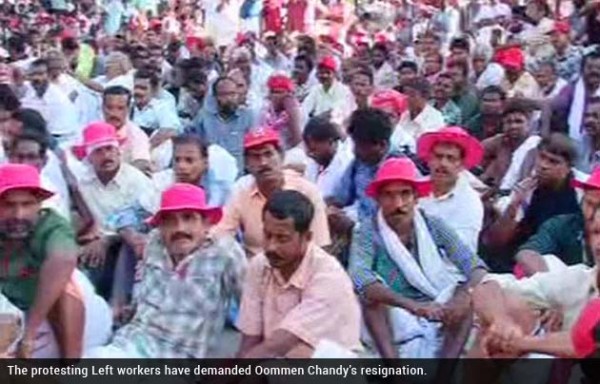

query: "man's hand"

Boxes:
[16, 335, 35, 359]
[122, 231, 147, 259]
[149, 129, 175, 149]
[79, 238, 108, 268]
[540, 308, 563, 333]
[326, 207, 354, 236]
[480, 316, 524, 357]
[411, 302, 445, 321]
[442, 291, 471, 327]
[511, 176, 537, 208]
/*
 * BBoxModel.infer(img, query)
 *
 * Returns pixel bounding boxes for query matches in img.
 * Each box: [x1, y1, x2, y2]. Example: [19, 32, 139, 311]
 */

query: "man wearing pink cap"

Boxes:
[86, 184, 245, 358]
[417, 127, 485, 252]
[546, 20, 582, 83]
[212, 129, 330, 257]
[348, 158, 487, 358]
[0, 164, 111, 358]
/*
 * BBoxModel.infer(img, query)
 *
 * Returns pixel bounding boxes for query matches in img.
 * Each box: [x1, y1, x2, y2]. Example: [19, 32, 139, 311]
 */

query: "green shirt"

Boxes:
[453, 89, 480, 125]
[518, 213, 588, 267]
[0, 209, 77, 311]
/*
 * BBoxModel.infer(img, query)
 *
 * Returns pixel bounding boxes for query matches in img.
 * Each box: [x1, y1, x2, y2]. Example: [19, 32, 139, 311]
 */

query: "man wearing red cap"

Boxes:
[547, 20, 582, 83]
[349, 158, 487, 358]
[417, 127, 485, 252]
[0, 164, 111, 358]
[496, 47, 541, 99]
[212, 129, 330, 257]
[260, 74, 302, 149]
[86, 184, 245, 358]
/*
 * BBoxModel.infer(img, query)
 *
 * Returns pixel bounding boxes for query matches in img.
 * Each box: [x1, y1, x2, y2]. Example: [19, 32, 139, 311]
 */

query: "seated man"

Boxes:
[417, 126, 485, 252]
[212, 129, 330, 257]
[237, 190, 361, 358]
[349, 158, 487, 358]
[483, 133, 580, 272]
[515, 167, 600, 276]
[0, 164, 111, 358]
[86, 184, 245, 358]
[152, 134, 238, 206]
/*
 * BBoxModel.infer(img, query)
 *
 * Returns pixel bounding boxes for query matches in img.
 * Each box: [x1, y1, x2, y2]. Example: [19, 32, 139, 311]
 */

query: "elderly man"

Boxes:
[349, 158, 488, 358]
[212, 129, 330, 257]
[417, 127, 485, 252]
[0, 164, 111, 358]
[86, 184, 245, 358]
[237, 190, 361, 358]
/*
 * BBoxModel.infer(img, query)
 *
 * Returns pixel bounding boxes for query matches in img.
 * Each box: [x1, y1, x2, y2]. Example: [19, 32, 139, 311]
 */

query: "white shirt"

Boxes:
[419, 174, 484, 252]
[41, 173, 70, 222]
[20, 83, 80, 139]
[301, 81, 354, 125]
[394, 104, 445, 143]
[373, 62, 398, 90]
[305, 145, 354, 198]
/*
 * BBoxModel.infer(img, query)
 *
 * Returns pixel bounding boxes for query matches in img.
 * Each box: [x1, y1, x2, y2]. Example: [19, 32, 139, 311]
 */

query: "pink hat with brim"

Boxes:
[417, 126, 484, 169]
[366, 158, 432, 198]
[571, 299, 600, 358]
[243, 128, 281, 150]
[72, 121, 126, 161]
[147, 184, 223, 227]
[572, 167, 600, 190]
[0, 164, 54, 201]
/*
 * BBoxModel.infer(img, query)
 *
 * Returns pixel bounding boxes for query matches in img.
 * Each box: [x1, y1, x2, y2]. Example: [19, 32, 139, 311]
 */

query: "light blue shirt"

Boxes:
[132, 98, 182, 134]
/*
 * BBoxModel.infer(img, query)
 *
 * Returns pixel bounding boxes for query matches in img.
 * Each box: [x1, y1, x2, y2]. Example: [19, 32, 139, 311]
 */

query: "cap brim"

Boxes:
[417, 133, 484, 169]
[147, 206, 223, 227]
[0, 186, 55, 202]
[244, 138, 280, 151]
[571, 179, 600, 190]
[365, 177, 432, 198]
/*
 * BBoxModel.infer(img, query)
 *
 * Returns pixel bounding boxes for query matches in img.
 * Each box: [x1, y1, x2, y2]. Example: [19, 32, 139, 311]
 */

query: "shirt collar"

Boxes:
[270, 243, 316, 289]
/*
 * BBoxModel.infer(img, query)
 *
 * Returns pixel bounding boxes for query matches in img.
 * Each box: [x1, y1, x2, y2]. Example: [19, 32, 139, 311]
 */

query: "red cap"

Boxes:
[417, 126, 484, 169]
[365, 158, 432, 198]
[550, 20, 571, 35]
[243, 129, 281, 150]
[185, 36, 206, 51]
[318, 55, 338, 72]
[495, 47, 525, 71]
[572, 167, 600, 190]
[267, 74, 295, 93]
[571, 299, 600, 358]
[147, 184, 222, 226]
[0, 164, 54, 201]
[370, 90, 408, 116]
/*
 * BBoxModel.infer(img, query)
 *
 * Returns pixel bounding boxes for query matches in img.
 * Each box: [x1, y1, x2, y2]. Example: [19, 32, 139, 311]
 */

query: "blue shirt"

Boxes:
[132, 98, 182, 134]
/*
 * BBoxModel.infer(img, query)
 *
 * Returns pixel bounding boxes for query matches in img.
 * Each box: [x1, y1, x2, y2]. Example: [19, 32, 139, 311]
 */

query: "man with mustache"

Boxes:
[86, 184, 245, 358]
[237, 190, 360, 358]
[348, 158, 487, 358]
[0, 164, 111, 358]
[417, 127, 485, 253]
[577, 97, 600, 173]
[212, 129, 330, 257]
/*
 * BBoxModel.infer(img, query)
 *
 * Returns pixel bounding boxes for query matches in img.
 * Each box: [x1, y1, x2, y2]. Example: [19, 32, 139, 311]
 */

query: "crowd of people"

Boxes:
[0, 0, 599, 380]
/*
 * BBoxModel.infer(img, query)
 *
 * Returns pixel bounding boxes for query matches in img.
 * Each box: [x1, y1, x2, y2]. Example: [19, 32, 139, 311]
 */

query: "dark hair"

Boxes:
[294, 54, 314, 72]
[398, 60, 418, 73]
[502, 100, 531, 118]
[303, 117, 341, 142]
[584, 50, 600, 69]
[450, 37, 470, 52]
[172, 134, 208, 158]
[588, 96, 600, 106]
[403, 77, 431, 98]
[447, 59, 470, 78]
[186, 68, 208, 85]
[537, 133, 577, 166]
[352, 66, 374, 84]
[481, 85, 507, 100]
[426, 52, 444, 66]
[61, 37, 79, 52]
[212, 76, 236, 95]
[7, 35, 26, 55]
[30, 58, 49, 69]
[0, 85, 21, 112]
[11, 129, 50, 157]
[372, 42, 389, 58]
[263, 190, 314, 233]
[134, 66, 160, 88]
[436, 72, 454, 82]
[103, 85, 132, 105]
[12, 109, 47, 136]
[348, 108, 393, 144]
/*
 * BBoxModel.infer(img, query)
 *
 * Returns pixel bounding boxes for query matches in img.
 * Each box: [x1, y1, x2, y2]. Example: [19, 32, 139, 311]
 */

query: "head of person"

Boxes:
[293, 54, 314, 85]
[2, 109, 47, 152]
[149, 184, 222, 260]
[267, 74, 295, 109]
[133, 67, 160, 109]
[45, 51, 66, 81]
[549, 20, 571, 52]
[28, 59, 49, 97]
[262, 190, 314, 273]
[583, 51, 600, 91]
[244, 129, 284, 183]
[501, 101, 531, 140]
[433, 72, 455, 102]
[129, 45, 151, 70]
[8, 130, 50, 171]
[147, 44, 164, 71]
[7, 35, 26, 61]
[446, 58, 470, 92]
[480, 85, 507, 117]
[398, 60, 418, 86]
[166, 41, 182, 66]
[533, 60, 558, 91]
[102, 86, 132, 130]
[366, 158, 431, 230]
[296, 35, 317, 59]
[184, 68, 208, 101]
[403, 77, 430, 114]
[264, 32, 280, 55]
[574, 168, 600, 232]
[525, 0, 550, 22]
[303, 117, 341, 167]
[60, 36, 80, 71]
[423, 53, 443, 77]
[230, 47, 253, 80]
[0, 86, 21, 143]
[534, 133, 576, 188]
[0, 164, 54, 240]
[105, 51, 133, 80]
[449, 36, 470, 62]
[317, 56, 338, 89]
[172, 134, 209, 185]
[417, 126, 483, 189]
[496, 47, 525, 82]
[370, 89, 408, 125]
[349, 67, 374, 103]
[419, 32, 441, 56]
[213, 76, 240, 116]
[75, 122, 122, 179]
[472, 45, 493, 77]
[226, 68, 249, 105]
[584, 98, 600, 139]
[371, 42, 389, 69]
[348, 108, 392, 165]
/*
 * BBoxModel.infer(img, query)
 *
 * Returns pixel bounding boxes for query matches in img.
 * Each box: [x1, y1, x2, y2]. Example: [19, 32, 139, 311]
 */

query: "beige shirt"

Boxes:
[237, 243, 362, 354]
[483, 265, 599, 330]
[117, 121, 152, 164]
[395, 104, 445, 142]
